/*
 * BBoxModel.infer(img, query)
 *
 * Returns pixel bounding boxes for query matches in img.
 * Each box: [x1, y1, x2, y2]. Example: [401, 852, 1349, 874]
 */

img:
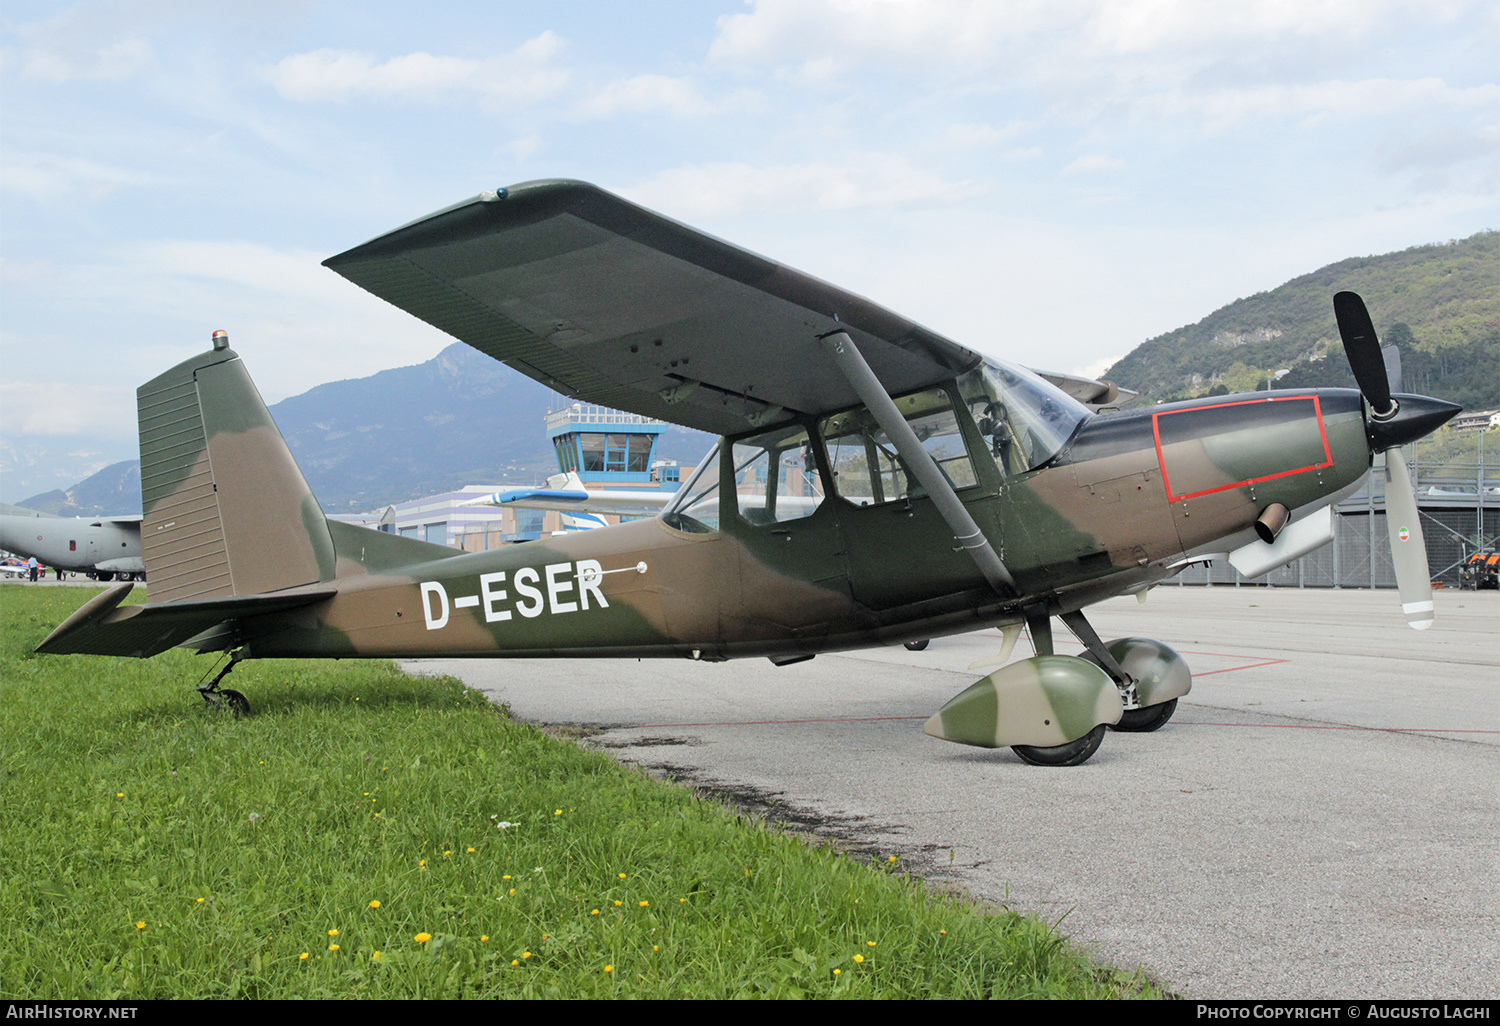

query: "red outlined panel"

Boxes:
[1152, 395, 1333, 503]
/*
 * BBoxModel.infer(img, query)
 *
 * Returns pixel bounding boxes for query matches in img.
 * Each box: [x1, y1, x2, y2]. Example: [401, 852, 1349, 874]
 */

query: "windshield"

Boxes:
[957, 360, 1090, 476]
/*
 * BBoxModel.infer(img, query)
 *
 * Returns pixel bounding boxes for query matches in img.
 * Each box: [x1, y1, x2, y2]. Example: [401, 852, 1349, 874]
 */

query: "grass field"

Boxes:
[0, 584, 1154, 999]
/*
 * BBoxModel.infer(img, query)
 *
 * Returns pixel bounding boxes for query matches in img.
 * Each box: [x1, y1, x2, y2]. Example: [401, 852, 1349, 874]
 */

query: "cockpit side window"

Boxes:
[957, 362, 1089, 477]
[819, 387, 977, 506]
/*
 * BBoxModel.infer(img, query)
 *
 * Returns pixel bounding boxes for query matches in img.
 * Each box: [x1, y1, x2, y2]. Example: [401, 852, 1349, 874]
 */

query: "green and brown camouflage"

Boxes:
[36, 180, 1461, 764]
[923, 655, 1123, 749]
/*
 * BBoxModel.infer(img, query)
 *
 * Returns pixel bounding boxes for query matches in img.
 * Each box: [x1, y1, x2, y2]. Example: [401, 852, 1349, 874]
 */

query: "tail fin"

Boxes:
[137, 338, 335, 603]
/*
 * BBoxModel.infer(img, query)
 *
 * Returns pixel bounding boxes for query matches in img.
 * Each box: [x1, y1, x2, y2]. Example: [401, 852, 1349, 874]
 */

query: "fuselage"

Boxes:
[237, 384, 1372, 662]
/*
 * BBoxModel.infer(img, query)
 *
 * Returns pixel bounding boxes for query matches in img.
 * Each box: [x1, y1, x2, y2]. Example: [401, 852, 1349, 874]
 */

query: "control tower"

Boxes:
[546, 404, 668, 486]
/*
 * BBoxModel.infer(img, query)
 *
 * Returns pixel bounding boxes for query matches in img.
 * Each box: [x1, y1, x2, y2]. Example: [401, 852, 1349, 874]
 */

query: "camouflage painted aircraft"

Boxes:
[38, 180, 1459, 765]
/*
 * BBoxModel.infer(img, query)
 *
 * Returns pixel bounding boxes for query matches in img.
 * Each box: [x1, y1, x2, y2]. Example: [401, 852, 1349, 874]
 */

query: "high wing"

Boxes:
[323, 179, 982, 436]
[1032, 370, 1137, 411]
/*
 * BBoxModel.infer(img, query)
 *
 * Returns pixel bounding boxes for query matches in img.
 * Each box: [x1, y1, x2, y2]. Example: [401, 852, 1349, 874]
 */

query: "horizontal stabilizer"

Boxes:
[36, 584, 336, 658]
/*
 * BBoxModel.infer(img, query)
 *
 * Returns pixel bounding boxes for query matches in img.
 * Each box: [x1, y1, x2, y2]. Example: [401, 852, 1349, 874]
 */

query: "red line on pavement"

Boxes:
[1192, 658, 1289, 676]
[629, 715, 929, 729]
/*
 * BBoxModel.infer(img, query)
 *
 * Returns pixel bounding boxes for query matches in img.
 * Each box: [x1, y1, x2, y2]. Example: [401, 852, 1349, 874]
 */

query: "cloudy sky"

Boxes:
[2, 0, 1496, 500]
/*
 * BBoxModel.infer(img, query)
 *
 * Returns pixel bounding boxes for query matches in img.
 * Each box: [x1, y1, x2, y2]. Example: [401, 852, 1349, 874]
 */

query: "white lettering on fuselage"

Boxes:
[422, 560, 612, 631]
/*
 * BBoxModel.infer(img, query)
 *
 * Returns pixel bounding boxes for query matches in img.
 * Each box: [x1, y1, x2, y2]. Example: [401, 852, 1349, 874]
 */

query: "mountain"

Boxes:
[268, 342, 711, 512]
[20, 343, 712, 516]
[16, 460, 142, 517]
[1103, 231, 1498, 408]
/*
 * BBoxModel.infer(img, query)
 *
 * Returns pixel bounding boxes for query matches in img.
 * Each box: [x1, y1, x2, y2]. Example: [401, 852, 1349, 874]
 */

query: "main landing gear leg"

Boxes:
[198, 651, 251, 716]
[1061, 610, 1187, 732]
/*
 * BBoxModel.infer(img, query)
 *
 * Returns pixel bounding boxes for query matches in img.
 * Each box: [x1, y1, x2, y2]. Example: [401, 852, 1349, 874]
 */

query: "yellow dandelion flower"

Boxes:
[604, 965, 614, 973]
[618, 873, 627, 879]
[888, 855, 898, 863]
[372, 951, 381, 960]
[522, 951, 531, 959]
[639, 901, 649, 907]
[653, 945, 659, 952]
[511, 959, 519, 966]
[554, 809, 562, 816]
[328, 929, 339, 937]
[867, 941, 876, 947]
[833, 969, 842, 976]
[196, 897, 205, 904]
[503, 875, 511, 880]
[509, 888, 516, 895]
[467, 847, 475, 853]
[481, 936, 489, 942]
[614, 900, 622, 906]
[328, 944, 340, 952]
[419, 859, 426, 868]
[135, 921, 145, 930]
[591, 909, 600, 916]
[368, 900, 381, 909]
[853, 954, 865, 963]
[444, 850, 452, 856]
[415, 933, 432, 943]
[299, 952, 309, 960]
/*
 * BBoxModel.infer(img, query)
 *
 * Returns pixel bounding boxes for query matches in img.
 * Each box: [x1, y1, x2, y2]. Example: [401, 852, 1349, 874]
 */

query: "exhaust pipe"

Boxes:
[1254, 503, 1290, 544]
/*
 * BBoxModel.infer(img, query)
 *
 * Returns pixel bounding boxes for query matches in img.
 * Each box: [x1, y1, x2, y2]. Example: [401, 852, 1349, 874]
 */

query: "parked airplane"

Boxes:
[37, 180, 1458, 765]
[0, 504, 144, 581]
[462, 470, 674, 530]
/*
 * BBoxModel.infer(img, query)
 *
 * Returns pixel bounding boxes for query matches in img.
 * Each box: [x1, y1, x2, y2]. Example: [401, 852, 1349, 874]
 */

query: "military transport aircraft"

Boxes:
[0, 504, 145, 581]
[37, 180, 1459, 766]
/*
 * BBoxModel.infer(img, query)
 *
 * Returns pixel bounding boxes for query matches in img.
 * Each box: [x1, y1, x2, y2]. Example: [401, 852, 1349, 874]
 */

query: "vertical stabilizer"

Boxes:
[137, 342, 335, 603]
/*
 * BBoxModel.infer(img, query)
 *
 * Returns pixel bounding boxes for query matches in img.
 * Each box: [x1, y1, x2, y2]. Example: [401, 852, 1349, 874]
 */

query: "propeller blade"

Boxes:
[1334, 291, 1394, 416]
[1381, 344, 1403, 395]
[1383, 444, 1434, 630]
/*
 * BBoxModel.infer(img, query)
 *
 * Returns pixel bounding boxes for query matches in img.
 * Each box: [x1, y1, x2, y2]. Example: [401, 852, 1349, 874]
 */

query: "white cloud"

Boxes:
[1142, 78, 1500, 130]
[16, 36, 153, 82]
[706, 0, 1495, 135]
[262, 33, 569, 107]
[622, 157, 986, 219]
[573, 74, 717, 120]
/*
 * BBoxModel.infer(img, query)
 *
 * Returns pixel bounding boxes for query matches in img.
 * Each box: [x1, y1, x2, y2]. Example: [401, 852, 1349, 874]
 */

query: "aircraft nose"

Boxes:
[1367, 394, 1462, 451]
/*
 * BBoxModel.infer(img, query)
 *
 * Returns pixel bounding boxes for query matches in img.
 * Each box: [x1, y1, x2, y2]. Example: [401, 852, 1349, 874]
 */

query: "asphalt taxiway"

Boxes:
[409, 585, 1498, 999]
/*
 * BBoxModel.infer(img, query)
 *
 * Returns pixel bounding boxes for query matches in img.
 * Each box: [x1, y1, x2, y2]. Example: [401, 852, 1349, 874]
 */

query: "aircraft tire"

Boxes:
[904, 640, 929, 651]
[1110, 698, 1177, 732]
[1011, 724, 1106, 767]
[96, 571, 114, 582]
[220, 690, 251, 716]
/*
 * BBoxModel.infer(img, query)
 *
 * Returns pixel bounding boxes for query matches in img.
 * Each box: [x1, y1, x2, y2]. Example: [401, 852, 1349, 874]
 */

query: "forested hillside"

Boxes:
[1104, 231, 1498, 409]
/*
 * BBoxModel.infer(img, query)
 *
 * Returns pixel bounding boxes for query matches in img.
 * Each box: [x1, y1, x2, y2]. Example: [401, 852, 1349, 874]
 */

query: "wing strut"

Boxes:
[818, 331, 1017, 597]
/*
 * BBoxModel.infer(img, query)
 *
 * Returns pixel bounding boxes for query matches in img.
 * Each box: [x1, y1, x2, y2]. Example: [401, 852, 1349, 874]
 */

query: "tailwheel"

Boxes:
[197, 652, 251, 716]
[1012, 724, 1107, 767]
[1111, 698, 1176, 733]
[904, 639, 930, 651]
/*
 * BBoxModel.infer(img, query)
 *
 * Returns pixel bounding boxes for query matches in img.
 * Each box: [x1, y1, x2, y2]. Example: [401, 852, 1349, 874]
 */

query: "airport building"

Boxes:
[377, 404, 681, 550]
